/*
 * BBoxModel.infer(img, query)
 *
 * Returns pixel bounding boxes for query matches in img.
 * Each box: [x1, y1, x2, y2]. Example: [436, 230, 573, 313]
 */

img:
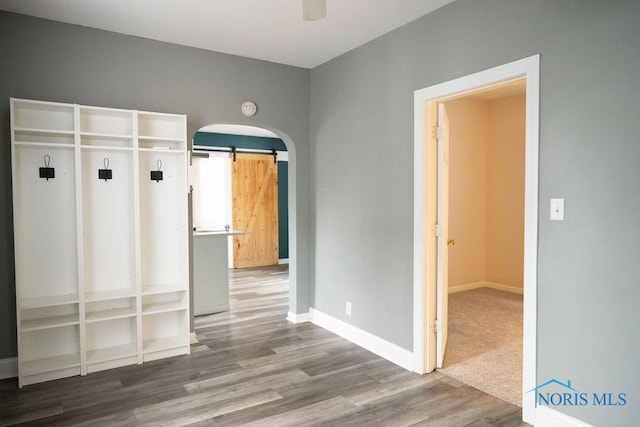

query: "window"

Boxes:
[192, 152, 232, 231]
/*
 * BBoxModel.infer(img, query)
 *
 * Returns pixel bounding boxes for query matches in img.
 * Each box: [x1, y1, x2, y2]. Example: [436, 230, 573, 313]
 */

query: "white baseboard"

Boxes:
[448, 281, 486, 293]
[190, 332, 199, 344]
[449, 281, 523, 295]
[309, 308, 414, 371]
[485, 281, 523, 294]
[535, 406, 593, 427]
[279, 258, 289, 265]
[286, 311, 310, 323]
[0, 357, 18, 379]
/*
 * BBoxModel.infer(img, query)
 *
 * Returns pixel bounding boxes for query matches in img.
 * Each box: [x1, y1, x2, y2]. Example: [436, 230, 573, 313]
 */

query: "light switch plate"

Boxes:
[550, 198, 564, 221]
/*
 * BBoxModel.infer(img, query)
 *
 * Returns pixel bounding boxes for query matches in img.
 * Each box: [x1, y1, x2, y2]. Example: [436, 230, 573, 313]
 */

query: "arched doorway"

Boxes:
[189, 123, 299, 328]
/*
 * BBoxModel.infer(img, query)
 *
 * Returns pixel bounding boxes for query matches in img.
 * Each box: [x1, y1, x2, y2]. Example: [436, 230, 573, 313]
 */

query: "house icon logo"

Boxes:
[528, 378, 627, 408]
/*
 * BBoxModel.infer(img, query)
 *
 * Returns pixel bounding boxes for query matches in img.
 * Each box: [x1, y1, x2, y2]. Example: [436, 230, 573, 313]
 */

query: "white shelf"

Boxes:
[20, 294, 79, 310]
[86, 343, 137, 364]
[12, 98, 189, 387]
[142, 284, 185, 296]
[14, 127, 75, 136]
[138, 147, 185, 154]
[139, 135, 184, 142]
[81, 131, 133, 139]
[85, 307, 136, 323]
[137, 112, 185, 141]
[80, 132, 133, 152]
[15, 141, 75, 148]
[80, 145, 134, 152]
[142, 336, 186, 354]
[22, 353, 81, 376]
[14, 127, 75, 144]
[21, 314, 80, 331]
[12, 99, 74, 132]
[79, 107, 133, 136]
[142, 301, 186, 315]
[85, 288, 136, 302]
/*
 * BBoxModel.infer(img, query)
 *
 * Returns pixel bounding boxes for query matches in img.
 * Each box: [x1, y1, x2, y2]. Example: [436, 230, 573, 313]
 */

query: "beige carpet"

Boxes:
[440, 287, 523, 406]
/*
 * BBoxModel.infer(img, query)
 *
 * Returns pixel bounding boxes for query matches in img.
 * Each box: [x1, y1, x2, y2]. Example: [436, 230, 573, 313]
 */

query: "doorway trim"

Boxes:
[191, 123, 300, 316]
[413, 55, 539, 424]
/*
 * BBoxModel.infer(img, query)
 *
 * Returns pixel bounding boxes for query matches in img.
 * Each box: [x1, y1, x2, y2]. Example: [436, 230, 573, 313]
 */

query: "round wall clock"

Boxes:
[241, 101, 257, 117]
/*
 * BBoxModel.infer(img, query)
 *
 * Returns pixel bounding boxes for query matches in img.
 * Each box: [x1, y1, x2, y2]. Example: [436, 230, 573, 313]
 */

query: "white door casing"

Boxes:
[413, 55, 539, 425]
[435, 103, 450, 369]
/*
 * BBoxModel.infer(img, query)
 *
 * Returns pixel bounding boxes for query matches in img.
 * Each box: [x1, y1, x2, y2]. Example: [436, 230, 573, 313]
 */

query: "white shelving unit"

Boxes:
[10, 98, 190, 387]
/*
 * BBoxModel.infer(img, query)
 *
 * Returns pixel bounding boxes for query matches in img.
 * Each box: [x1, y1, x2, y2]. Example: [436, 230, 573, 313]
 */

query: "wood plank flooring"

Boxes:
[0, 265, 529, 426]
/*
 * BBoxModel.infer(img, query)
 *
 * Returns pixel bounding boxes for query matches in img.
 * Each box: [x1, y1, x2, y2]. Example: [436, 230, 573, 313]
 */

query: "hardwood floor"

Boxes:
[0, 265, 528, 426]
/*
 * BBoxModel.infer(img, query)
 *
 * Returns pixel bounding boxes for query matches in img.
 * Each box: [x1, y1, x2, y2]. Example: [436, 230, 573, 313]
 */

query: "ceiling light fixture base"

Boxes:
[302, 0, 326, 21]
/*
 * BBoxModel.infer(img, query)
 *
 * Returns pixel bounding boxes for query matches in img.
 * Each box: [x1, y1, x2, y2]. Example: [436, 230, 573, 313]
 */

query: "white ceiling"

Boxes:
[0, 0, 456, 69]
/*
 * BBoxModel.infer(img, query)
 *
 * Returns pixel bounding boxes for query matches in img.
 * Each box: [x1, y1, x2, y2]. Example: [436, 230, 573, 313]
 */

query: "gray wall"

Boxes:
[310, 0, 640, 424]
[0, 11, 312, 358]
[3, 2, 640, 424]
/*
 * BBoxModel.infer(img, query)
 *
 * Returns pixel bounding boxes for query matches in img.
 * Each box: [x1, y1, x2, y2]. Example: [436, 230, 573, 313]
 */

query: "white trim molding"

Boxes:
[278, 258, 290, 265]
[485, 281, 524, 294]
[309, 308, 414, 371]
[448, 281, 485, 294]
[0, 357, 18, 380]
[535, 406, 593, 427]
[276, 151, 289, 161]
[413, 54, 540, 425]
[190, 332, 199, 344]
[286, 311, 310, 323]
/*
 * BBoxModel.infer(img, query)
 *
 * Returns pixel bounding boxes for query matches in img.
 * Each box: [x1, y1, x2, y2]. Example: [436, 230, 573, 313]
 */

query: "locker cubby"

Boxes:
[81, 134, 133, 149]
[139, 150, 188, 295]
[142, 310, 188, 362]
[13, 145, 78, 302]
[20, 325, 81, 386]
[138, 113, 185, 150]
[85, 317, 138, 373]
[85, 297, 136, 322]
[142, 291, 187, 314]
[14, 129, 75, 146]
[138, 138, 184, 151]
[81, 149, 136, 295]
[138, 112, 184, 139]
[80, 106, 133, 136]
[13, 99, 74, 132]
[11, 98, 189, 387]
[20, 304, 79, 332]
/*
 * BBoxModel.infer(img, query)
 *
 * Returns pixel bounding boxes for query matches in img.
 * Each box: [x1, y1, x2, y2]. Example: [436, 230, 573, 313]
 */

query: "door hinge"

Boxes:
[434, 223, 442, 238]
[432, 319, 440, 334]
[433, 125, 443, 140]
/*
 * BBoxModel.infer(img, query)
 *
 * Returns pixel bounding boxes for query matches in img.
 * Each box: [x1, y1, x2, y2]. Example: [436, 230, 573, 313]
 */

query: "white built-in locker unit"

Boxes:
[10, 98, 190, 387]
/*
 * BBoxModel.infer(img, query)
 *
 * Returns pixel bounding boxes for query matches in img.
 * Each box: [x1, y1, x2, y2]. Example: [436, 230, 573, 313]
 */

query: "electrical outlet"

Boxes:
[346, 302, 352, 316]
[550, 198, 564, 221]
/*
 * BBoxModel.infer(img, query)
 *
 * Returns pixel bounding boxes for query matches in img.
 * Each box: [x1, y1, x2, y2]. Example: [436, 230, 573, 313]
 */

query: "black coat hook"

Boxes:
[39, 154, 55, 181]
[98, 157, 112, 181]
[151, 159, 163, 182]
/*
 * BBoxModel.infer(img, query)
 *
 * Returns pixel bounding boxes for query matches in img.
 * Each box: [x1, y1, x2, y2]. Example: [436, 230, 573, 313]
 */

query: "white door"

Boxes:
[436, 102, 450, 368]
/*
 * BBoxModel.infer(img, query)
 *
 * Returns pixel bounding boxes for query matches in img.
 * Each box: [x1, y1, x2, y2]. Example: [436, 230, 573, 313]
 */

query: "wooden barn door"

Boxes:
[232, 153, 279, 268]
